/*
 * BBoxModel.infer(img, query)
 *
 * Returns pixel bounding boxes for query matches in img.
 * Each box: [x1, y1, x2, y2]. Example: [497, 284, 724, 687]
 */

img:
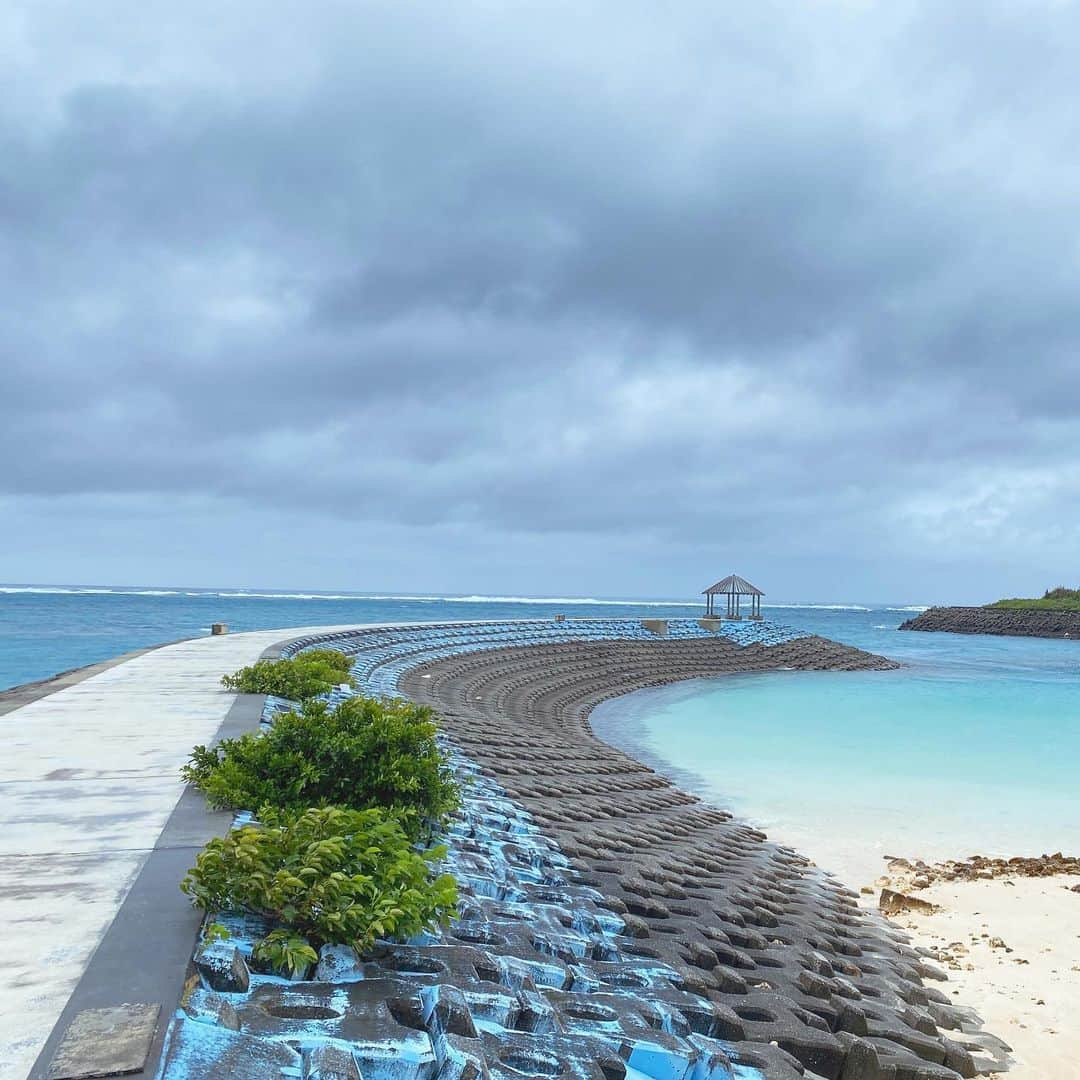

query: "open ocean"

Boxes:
[3, 585, 1077, 883]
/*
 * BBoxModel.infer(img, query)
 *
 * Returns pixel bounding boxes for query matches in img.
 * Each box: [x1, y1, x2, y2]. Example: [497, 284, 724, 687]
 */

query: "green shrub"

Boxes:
[294, 648, 354, 676]
[220, 650, 356, 701]
[182, 695, 459, 838]
[181, 806, 457, 957]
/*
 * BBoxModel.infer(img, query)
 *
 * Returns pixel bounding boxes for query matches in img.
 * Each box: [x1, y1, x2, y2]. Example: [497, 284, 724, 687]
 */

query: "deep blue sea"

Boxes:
[3, 585, 1077, 883]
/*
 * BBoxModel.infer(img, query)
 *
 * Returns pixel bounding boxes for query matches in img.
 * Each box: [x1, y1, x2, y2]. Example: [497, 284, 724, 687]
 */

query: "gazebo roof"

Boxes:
[703, 574, 763, 596]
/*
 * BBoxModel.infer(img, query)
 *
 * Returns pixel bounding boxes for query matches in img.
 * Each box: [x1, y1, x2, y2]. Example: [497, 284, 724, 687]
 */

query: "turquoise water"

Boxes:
[591, 606, 1080, 883]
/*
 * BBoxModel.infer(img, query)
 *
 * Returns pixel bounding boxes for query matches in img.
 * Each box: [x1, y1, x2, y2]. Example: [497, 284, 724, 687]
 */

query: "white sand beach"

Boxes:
[870, 866, 1080, 1078]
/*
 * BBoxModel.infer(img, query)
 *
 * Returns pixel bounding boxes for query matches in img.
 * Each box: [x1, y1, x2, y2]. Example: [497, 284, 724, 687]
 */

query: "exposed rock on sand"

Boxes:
[876, 857, 1080, 1078]
[880, 888, 938, 916]
[882, 853, 1080, 887]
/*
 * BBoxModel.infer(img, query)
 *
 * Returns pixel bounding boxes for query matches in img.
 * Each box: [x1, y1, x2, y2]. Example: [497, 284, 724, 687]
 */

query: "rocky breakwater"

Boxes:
[398, 633, 1011, 1079]
[899, 607, 1080, 639]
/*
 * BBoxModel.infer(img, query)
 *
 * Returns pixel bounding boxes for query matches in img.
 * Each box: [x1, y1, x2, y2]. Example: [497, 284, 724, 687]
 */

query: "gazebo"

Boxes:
[703, 574, 764, 620]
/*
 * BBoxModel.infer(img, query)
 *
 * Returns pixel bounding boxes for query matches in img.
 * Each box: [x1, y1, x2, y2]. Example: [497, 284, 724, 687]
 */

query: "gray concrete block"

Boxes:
[47, 1004, 160, 1080]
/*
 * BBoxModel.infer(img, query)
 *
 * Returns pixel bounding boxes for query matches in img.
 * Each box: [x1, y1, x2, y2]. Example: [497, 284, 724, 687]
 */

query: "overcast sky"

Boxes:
[2, 1, 1078, 603]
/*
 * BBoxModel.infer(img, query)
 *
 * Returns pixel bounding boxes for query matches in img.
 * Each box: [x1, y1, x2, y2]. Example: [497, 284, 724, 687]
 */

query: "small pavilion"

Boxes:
[703, 574, 764, 620]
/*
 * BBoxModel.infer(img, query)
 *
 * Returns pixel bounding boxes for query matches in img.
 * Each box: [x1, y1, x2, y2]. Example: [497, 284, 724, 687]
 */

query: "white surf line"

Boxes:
[0, 625, 370, 1080]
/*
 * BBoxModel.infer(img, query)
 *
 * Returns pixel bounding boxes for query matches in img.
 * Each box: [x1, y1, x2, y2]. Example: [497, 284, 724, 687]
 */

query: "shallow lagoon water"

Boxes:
[592, 607, 1080, 886]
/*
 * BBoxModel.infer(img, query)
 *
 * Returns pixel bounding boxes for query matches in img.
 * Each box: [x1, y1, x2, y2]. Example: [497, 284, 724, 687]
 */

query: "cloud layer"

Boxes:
[3, 1, 1080, 600]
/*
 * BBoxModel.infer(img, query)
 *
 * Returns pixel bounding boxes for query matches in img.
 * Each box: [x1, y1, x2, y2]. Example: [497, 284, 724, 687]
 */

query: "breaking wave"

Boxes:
[0, 586, 697, 605]
[0, 586, 917, 613]
[762, 603, 872, 612]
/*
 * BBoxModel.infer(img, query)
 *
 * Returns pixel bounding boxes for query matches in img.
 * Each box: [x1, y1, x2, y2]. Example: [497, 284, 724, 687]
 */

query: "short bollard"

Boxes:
[211, 623, 228, 636]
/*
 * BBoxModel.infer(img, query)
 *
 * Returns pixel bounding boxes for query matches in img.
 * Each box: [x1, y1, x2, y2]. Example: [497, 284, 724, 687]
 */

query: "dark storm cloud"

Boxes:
[4, 0, 1080, 597]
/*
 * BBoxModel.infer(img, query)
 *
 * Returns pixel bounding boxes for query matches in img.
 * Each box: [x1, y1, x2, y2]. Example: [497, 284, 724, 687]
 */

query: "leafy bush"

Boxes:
[251, 930, 319, 977]
[220, 649, 356, 701]
[182, 694, 459, 839]
[181, 807, 457, 957]
[293, 648, 354, 677]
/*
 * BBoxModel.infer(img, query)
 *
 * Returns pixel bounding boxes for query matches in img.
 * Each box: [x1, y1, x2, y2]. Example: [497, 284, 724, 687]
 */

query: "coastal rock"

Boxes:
[881, 851, 1080, 889]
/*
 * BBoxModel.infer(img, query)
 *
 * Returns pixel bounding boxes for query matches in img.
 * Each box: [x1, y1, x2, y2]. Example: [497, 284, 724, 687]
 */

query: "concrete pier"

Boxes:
[0, 626, 365, 1080]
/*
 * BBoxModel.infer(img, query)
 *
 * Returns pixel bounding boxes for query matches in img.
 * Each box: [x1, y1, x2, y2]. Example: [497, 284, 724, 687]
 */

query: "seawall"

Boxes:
[900, 606, 1080, 639]
[392, 631, 999, 1078]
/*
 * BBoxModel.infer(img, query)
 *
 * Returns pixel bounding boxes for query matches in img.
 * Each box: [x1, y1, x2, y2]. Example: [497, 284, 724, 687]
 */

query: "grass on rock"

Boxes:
[988, 587, 1080, 611]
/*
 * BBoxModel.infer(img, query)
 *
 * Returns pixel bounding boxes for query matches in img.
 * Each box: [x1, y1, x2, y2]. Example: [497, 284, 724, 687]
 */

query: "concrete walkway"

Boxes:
[0, 626, 364, 1080]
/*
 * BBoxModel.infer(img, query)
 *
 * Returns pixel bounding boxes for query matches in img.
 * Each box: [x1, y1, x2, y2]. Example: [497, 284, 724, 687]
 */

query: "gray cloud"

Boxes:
[3, 0, 1080, 600]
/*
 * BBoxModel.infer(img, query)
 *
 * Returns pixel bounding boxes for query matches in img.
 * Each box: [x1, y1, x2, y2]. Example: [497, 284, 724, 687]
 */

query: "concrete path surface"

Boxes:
[0, 626, 364, 1080]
